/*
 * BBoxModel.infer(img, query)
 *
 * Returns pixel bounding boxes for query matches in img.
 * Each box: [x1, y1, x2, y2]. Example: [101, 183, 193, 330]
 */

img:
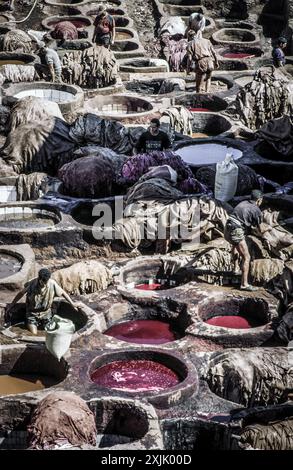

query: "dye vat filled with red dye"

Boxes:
[135, 283, 162, 291]
[222, 52, 255, 59]
[90, 360, 180, 392]
[205, 315, 253, 329]
[105, 319, 179, 344]
[188, 107, 210, 112]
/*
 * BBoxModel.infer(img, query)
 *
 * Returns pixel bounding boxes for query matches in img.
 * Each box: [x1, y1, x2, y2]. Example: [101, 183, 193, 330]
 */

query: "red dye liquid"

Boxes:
[188, 107, 210, 112]
[205, 315, 252, 329]
[135, 283, 162, 291]
[105, 319, 177, 344]
[222, 52, 255, 59]
[91, 360, 180, 392]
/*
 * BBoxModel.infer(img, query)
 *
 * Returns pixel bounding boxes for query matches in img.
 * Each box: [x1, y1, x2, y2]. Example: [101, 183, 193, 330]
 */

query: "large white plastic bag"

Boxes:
[214, 153, 239, 202]
[45, 315, 75, 361]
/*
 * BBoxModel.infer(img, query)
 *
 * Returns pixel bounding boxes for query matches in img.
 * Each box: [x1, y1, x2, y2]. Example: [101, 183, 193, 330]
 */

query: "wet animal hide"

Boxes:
[1, 118, 75, 175]
[27, 392, 97, 449]
[58, 152, 125, 198]
[62, 45, 118, 88]
[207, 349, 293, 408]
[69, 113, 134, 155]
[2, 29, 33, 53]
[52, 261, 113, 295]
[16, 172, 48, 201]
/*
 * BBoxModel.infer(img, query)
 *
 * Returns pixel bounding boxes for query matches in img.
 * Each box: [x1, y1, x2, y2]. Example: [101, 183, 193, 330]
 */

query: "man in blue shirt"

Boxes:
[272, 37, 287, 68]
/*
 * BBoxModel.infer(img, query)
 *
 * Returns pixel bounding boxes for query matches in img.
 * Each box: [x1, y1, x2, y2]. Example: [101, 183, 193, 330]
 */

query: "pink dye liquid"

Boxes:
[91, 360, 180, 392]
[222, 52, 255, 59]
[135, 283, 162, 291]
[205, 315, 252, 329]
[105, 319, 177, 344]
[49, 20, 88, 29]
[188, 107, 210, 112]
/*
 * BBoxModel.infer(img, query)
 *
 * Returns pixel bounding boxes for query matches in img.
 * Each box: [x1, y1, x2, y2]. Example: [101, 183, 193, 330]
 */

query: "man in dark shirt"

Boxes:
[135, 118, 172, 154]
[272, 37, 287, 68]
[224, 190, 263, 291]
[92, 4, 115, 49]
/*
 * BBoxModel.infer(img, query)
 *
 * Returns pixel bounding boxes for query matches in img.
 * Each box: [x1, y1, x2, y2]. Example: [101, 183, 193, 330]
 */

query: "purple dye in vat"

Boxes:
[105, 319, 178, 344]
[90, 360, 180, 392]
[205, 315, 252, 329]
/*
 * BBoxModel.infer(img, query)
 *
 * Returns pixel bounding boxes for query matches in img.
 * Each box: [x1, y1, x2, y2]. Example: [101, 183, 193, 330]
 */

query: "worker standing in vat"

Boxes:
[135, 118, 172, 154]
[92, 4, 116, 49]
[186, 36, 219, 92]
[35, 37, 63, 83]
[186, 12, 206, 40]
[224, 190, 263, 292]
[272, 37, 287, 68]
[6, 269, 79, 335]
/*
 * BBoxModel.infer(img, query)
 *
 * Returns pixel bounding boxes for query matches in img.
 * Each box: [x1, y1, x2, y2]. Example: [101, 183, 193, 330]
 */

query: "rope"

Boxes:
[11, 0, 39, 24]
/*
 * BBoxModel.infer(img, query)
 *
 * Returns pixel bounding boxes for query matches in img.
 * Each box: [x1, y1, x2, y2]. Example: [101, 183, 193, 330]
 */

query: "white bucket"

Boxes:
[45, 315, 75, 361]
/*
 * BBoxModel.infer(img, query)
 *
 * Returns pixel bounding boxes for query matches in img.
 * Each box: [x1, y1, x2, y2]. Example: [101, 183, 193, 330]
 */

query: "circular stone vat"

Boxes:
[115, 28, 134, 41]
[105, 320, 181, 345]
[87, 348, 198, 407]
[201, 298, 268, 329]
[84, 94, 154, 121]
[111, 16, 132, 28]
[189, 293, 277, 347]
[220, 48, 263, 59]
[206, 348, 293, 407]
[0, 203, 61, 230]
[0, 253, 22, 279]
[112, 40, 141, 55]
[118, 256, 191, 291]
[4, 81, 84, 114]
[102, 295, 192, 346]
[186, 113, 232, 139]
[45, 0, 88, 5]
[174, 94, 228, 112]
[0, 203, 70, 247]
[1, 299, 89, 344]
[212, 28, 258, 46]
[69, 199, 117, 236]
[42, 15, 92, 30]
[92, 397, 162, 449]
[119, 58, 169, 73]
[0, 345, 67, 397]
[0, 52, 37, 67]
[175, 141, 242, 167]
[91, 359, 180, 391]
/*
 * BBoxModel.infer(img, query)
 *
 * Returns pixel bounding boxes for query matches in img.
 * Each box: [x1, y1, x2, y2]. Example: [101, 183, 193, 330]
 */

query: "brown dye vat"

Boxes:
[192, 132, 210, 138]
[0, 60, 26, 66]
[9, 323, 46, 337]
[116, 31, 133, 40]
[0, 374, 58, 395]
